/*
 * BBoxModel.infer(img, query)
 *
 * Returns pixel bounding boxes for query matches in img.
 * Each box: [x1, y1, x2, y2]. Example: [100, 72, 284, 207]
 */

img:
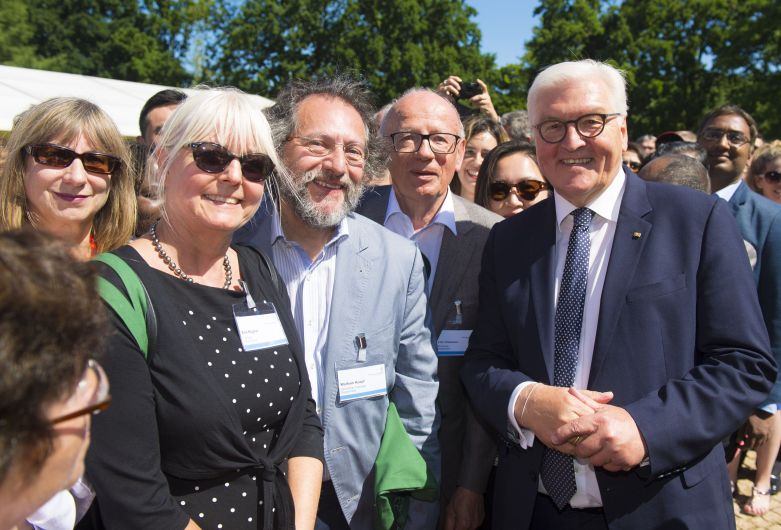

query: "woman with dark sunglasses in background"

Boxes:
[750, 140, 781, 205]
[0, 97, 136, 259]
[0, 229, 111, 530]
[474, 141, 550, 218]
[81, 87, 324, 530]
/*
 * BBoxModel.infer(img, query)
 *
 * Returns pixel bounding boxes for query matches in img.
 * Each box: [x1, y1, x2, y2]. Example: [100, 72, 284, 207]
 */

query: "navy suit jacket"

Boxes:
[728, 181, 781, 404]
[461, 170, 776, 529]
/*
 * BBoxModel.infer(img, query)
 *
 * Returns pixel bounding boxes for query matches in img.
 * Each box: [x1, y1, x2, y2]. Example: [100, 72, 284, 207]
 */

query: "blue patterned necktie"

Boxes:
[541, 207, 594, 509]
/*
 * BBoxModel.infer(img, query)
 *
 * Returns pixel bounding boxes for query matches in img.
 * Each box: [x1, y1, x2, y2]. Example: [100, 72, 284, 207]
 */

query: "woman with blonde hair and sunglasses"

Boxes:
[750, 140, 781, 205]
[81, 87, 323, 530]
[0, 97, 136, 259]
[474, 141, 550, 218]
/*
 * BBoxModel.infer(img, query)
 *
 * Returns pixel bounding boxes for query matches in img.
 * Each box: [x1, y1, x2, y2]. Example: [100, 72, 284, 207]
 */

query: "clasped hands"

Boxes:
[514, 385, 648, 472]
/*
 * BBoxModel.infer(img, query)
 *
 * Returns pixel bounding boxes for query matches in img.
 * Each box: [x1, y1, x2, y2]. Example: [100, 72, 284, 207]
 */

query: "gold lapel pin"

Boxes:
[632, 231, 642, 239]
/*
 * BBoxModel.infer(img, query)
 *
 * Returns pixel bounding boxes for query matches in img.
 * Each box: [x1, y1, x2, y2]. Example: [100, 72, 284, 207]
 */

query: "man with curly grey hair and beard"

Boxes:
[236, 76, 440, 529]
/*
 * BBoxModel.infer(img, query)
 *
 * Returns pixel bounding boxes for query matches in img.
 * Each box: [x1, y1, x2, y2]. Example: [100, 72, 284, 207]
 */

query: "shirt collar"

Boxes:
[554, 166, 626, 229]
[386, 187, 458, 236]
[715, 179, 742, 202]
[271, 205, 350, 248]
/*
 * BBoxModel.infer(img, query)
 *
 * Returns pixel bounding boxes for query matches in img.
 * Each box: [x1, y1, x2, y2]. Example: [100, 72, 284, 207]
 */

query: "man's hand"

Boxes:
[552, 388, 647, 472]
[737, 411, 775, 450]
[514, 384, 613, 448]
[443, 487, 485, 530]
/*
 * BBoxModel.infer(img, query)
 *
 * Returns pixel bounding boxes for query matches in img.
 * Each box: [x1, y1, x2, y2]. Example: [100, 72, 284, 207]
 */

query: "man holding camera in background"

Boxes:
[437, 76, 500, 123]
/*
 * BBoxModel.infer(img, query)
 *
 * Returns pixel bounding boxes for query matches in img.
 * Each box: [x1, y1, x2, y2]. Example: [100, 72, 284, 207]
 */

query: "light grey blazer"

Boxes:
[237, 207, 440, 528]
[358, 188, 502, 505]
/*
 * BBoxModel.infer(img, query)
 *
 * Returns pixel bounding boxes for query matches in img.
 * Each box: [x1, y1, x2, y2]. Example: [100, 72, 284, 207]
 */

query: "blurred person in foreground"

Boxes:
[0, 229, 110, 530]
[0, 97, 136, 259]
[81, 87, 323, 530]
[474, 141, 549, 218]
[449, 116, 508, 202]
[462, 59, 775, 529]
[750, 140, 781, 205]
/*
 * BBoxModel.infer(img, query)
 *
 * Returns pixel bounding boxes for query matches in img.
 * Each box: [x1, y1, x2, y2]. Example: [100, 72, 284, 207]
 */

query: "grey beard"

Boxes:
[283, 168, 365, 229]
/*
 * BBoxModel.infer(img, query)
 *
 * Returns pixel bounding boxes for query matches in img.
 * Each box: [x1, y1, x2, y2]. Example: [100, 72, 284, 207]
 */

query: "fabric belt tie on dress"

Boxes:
[255, 460, 295, 530]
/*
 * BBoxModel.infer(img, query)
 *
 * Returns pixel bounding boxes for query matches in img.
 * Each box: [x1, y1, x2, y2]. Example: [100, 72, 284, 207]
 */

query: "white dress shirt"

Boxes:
[715, 179, 741, 202]
[269, 209, 349, 416]
[383, 188, 457, 292]
[507, 168, 626, 508]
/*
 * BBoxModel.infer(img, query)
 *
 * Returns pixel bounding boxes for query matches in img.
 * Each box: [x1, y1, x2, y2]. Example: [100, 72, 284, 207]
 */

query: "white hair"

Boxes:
[527, 60, 628, 123]
[148, 86, 290, 223]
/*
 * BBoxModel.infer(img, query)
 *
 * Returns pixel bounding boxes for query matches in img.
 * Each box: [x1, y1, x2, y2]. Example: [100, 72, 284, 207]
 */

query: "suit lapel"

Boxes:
[589, 172, 653, 386]
[430, 196, 476, 335]
[321, 216, 373, 425]
[530, 201, 558, 384]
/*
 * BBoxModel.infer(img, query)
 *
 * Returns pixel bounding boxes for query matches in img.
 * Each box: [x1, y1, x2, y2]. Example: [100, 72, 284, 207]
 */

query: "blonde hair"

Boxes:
[0, 97, 136, 252]
[148, 86, 286, 224]
[750, 140, 781, 187]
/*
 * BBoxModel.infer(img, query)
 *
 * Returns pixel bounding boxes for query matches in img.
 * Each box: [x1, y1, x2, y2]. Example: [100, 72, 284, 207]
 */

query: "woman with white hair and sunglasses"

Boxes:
[81, 87, 323, 530]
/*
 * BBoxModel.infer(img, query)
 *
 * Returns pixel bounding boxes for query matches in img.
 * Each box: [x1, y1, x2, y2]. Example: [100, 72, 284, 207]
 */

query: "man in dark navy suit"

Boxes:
[461, 60, 776, 529]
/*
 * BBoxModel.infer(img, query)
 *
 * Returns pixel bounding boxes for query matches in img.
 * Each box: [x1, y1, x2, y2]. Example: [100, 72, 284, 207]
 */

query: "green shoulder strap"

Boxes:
[94, 252, 149, 356]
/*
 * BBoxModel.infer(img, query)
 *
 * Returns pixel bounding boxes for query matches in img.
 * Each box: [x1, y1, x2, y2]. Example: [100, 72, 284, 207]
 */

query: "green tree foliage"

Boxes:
[522, 0, 781, 139]
[0, 0, 209, 86]
[209, 0, 500, 106]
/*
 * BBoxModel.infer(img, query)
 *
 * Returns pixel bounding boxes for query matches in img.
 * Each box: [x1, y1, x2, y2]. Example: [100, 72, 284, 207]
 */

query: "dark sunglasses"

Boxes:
[188, 142, 274, 183]
[25, 144, 120, 175]
[762, 171, 781, 183]
[489, 180, 550, 201]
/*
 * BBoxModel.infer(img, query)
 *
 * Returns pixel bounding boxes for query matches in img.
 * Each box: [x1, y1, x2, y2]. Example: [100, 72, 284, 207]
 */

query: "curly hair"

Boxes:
[265, 75, 389, 182]
[0, 229, 108, 485]
[0, 97, 137, 253]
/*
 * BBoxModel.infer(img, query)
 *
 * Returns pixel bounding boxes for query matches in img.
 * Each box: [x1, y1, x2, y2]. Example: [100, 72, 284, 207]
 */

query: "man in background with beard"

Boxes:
[236, 77, 440, 529]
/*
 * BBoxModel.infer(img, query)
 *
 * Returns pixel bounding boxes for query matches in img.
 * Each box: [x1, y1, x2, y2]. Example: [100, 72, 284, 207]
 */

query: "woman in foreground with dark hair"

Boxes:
[0, 229, 110, 530]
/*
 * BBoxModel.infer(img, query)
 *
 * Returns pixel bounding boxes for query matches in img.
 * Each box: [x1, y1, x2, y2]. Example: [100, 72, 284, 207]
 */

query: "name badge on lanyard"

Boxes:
[232, 280, 289, 352]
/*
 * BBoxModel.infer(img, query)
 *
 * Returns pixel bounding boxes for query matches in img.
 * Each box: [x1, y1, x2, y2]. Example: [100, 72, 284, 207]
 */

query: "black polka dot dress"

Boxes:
[86, 245, 323, 530]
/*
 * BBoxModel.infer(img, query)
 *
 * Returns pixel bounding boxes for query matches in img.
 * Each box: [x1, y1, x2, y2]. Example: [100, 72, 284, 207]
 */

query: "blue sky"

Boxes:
[467, 1, 539, 66]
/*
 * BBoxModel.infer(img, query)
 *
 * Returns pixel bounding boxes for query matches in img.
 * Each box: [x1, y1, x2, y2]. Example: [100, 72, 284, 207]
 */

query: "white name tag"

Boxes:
[437, 329, 473, 356]
[233, 302, 289, 352]
[337, 364, 387, 402]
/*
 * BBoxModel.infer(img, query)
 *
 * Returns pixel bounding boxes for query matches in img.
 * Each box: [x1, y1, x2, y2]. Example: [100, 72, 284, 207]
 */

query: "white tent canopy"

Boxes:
[0, 65, 274, 137]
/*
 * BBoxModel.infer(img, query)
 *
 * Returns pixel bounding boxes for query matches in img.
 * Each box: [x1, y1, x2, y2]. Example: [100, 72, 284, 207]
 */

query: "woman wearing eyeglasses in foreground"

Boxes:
[750, 140, 781, 205]
[0, 97, 136, 259]
[0, 229, 111, 530]
[81, 88, 323, 530]
[474, 141, 550, 218]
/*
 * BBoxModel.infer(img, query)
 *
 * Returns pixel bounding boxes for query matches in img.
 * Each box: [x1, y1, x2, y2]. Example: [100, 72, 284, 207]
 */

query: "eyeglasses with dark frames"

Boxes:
[698, 128, 750, 147]
[534, 113, 622, 144]
[51, 359, 111, 424]
[287, 136, 367, 167]
[187, 142, 275, 183]
[388, 132, 461, 154]
[25, 144, 121, 175]
[489, 180, 550, 202]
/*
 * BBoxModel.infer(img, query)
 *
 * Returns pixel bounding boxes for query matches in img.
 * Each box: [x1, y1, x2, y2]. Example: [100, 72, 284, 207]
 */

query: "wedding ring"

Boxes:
[569, 434, 584, 446]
